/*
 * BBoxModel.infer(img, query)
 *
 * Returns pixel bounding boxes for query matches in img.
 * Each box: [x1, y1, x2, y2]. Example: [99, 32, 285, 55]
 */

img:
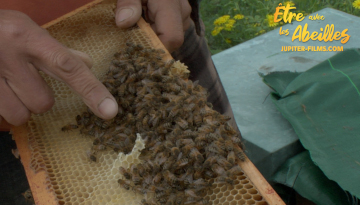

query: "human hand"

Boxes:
[0, 10, 118, 127]
[115, 0, 192, 53]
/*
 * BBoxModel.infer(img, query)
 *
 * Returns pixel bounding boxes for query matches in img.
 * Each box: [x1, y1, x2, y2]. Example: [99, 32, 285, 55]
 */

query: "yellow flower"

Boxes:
[234, 14, 244, 20]
[223, 19, 236, 31]
[225, 38, 231, 44]
[214, 15, 231, 25]
[267, 14, 279, 27]
[284, 1, 295, 6]
[353, 0, 360, 9]
[211, 26, 224, 36]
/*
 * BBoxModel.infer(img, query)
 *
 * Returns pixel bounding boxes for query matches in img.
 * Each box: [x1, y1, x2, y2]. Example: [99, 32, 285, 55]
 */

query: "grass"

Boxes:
[199, 0, 360, 54]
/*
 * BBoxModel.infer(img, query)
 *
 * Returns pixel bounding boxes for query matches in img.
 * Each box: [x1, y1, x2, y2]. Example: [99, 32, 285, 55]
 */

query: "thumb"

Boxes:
[116, 0, 142, 28]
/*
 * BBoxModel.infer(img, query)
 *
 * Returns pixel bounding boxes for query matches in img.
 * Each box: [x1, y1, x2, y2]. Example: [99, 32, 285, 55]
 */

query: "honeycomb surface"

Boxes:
[25, 1, 268, 205]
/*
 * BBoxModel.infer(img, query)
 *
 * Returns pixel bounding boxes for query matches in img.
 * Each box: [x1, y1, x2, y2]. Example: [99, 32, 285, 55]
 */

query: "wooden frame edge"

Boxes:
[41, 0, 104, 29]
[13, 125, 58, 205]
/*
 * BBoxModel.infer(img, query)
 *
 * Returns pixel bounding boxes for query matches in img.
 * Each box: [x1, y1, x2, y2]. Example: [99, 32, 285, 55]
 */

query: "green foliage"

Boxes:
[200, 0, 360, 54]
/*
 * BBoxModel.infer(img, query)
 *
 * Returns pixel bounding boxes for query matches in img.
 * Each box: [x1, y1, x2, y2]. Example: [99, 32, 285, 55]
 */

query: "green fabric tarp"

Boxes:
[263, 49, 360, 198]
[271, 151, 351, 205]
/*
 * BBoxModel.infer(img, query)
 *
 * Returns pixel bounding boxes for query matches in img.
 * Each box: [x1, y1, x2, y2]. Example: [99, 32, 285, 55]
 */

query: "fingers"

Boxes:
[29, 34, 118, 120]
[116, 0, 142, 28]
[0, 79, 30, 126]
[68, 49, 93, 69]
[146, 0, 191, 52]
[5, 61, 54, 114]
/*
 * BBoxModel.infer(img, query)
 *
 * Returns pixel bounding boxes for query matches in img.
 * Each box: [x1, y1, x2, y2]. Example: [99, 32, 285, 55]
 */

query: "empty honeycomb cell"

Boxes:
[58, 200, 65, 205]
[243, 194, 251, 200]
[252, 195, 263, 201]
[241, 180, 249, 184]
[107, 189, 115, 195]
[55, 190, 62, 195]
[227, 195, 234, 201]
[256, 201, 268, 205]
[223, 202, 229, 205]
[235, 194, 242, 200]
[220, 197, 226, 203]
[221, 185, 228, 192]
[238, 199, 246, 204]
[76, 192, 83, 198]
[231, 190, 238, 195]
[244, 184, 253, 189]
[248, 188, 258, 195]
[210, 195, 216, 200]
[213, 187, 221, 194]
[247, 199, 255, 204]
[236, 184, 243, 190]
[230, 201, 237, 205]
[214, 199, 220, 204]
[217, 192, 224, 198]
[83, 192, 90, 198]
[239, 175, 246, 180]
[239, 189, 247, 195]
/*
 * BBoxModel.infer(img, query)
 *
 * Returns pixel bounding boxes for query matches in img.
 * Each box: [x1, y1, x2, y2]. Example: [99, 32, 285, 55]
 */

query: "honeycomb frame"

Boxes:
[12, 1, 284, 204]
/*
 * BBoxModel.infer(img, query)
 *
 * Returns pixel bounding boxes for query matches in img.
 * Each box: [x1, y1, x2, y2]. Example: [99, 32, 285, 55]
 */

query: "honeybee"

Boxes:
[216, 176, 234, 185]
[119, 167, 132, 179]
[125, 113, 136, 125]
[61, 124, 78, 132]
[184, 189, 199, 199]
[132, 170, 142, 185]
[164, 170, 178, 185]
[86, 150, 97, 162]
[171, 147, 180, 158]
[203, 156, 217, 168]
[211, 164, 225, 176]
[217, 156, 232, 170]
[176, 117, 188, 130]
[184, 103, 196, 112]
[224, 122, 237, 135]
[167, 108, 179, 119]
[204, 170, 215, 179]
[22, 189, 34, 204]
[227, 151, 236, 165]
[118, 84, 127, 97]
[224, 139, 234, 151]
[234, 147, 246, 162]
[174, 158, 189, 168]
[152, 172, 162, 184]
[205, 133, 219, 141]
[101, 120, 112, 129]
[93, 144, 106, 151]
[118, 179, 132, 190]
[76, 114, 88, 126]
[162, 157, 174, 171]
[161, 75, 173, 83]
[189, 148, 204, 162]
[227, 165, 242, 176]
[198, 124, 216, 133]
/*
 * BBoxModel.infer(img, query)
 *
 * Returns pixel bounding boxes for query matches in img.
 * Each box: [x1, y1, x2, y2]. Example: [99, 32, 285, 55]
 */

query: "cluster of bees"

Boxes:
[63, 43, 244, 205]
